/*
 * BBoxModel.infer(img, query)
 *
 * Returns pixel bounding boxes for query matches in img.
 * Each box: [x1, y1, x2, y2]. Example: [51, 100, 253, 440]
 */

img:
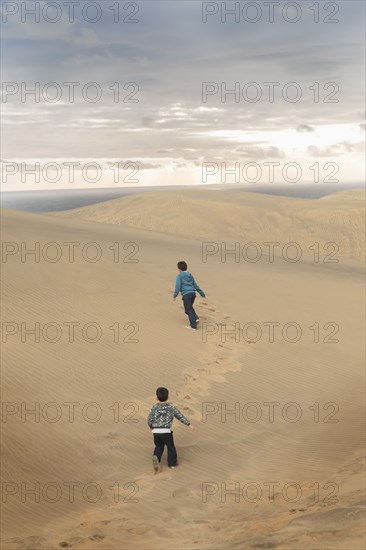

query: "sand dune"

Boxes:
[320, 189, 366, 201]
[52, 189, 366, 261]
[1, 190, 365, 549]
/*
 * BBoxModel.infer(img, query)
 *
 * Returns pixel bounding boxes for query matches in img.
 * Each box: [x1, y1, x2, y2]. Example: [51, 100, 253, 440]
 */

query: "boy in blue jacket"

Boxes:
[173, 261, 205, 330]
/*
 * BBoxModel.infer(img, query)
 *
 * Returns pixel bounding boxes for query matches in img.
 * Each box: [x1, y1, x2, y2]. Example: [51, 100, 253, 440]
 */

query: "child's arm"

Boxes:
[192, 276, 205, 297]
[173, 274, 182, 299]
[172, 405, 191, 426]
[147, 408, 154, 429]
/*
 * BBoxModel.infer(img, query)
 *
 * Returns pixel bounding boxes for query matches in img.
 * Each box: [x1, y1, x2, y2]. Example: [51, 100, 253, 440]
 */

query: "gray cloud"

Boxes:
[307, 141, 364, 157]
[297, 124, 315, 133]
[236, 146, 285, 159]
[1, 0, 365, 186]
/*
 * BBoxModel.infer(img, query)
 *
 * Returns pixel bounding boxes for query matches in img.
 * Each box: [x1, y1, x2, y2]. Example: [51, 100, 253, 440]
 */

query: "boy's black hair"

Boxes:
[177, 261, 187, 271]
[156, 387, 169, 402]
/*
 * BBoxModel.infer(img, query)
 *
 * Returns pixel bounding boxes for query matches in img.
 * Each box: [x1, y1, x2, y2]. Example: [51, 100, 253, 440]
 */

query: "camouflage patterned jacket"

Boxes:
[147, 402, 190, 430]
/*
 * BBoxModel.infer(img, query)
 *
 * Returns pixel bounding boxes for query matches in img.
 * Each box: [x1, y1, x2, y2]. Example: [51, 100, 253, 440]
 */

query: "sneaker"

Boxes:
[196, 318, 200, 324]
[152, 455, 159, 473]
[185, 326, 196, 330]
[169, 465, 177, 469]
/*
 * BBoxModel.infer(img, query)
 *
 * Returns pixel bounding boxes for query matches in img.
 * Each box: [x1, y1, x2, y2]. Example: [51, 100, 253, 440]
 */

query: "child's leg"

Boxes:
[162, 432, 178, 467]
[191, 294, 198, 320]
[153, 434, 165, 462]
[183, 293, 197, 328]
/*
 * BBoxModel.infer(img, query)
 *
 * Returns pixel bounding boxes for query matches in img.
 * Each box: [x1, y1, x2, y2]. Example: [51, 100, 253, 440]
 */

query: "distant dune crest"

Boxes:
[53, 189, 366, 261]
[321, 189, 366, 201]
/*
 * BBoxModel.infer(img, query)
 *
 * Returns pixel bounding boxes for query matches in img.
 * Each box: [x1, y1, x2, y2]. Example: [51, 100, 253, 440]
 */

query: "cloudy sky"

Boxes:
[1, 0, 365, 190]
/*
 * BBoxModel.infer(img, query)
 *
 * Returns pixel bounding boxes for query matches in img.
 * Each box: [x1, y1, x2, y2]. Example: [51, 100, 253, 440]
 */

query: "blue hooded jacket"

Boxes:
[173, 271, 205, 299]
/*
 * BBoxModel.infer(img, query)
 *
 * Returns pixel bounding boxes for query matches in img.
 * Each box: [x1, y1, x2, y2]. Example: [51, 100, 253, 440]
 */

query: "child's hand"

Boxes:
[189, 424, 194, 430]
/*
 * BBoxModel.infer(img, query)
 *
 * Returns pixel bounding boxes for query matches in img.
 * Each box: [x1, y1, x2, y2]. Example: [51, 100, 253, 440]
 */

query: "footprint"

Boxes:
[217, 344, 232, 350]
[59, 539, 83, 548]
[175, 390, 192, 399]
[126, 527, 152, 535]
[214, 357, 227, 364]
[193, 520, 210, 524]
[172, 487, 197, 498]
[8, 536, 48, 549]
[88, 533, 106, 541]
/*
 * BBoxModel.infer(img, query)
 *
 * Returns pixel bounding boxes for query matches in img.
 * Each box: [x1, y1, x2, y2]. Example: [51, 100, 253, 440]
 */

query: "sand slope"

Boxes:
[320, 189, 366, 201]
[1, 190, 365, 549]
[52, 189, 366, 261]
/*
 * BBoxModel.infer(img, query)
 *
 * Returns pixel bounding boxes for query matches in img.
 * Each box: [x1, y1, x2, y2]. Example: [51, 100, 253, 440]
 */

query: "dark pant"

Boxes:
[153, 431, 177, 467]
[182, 292, 198, 328]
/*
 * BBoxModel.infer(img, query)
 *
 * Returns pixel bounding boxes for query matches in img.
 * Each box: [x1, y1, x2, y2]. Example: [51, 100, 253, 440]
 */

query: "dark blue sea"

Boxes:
[1, 183, 364, 213]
